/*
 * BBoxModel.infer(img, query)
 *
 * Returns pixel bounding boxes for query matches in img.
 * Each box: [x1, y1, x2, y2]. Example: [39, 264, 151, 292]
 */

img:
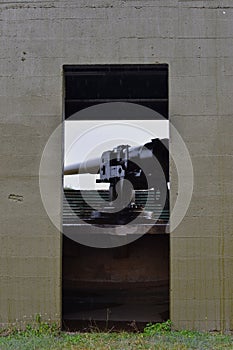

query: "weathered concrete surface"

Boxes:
[0, 0, 233, 330]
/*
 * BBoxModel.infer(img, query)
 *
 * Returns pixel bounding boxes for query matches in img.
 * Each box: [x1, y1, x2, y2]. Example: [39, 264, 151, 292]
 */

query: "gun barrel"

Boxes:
[64, 138, 169, 177]
[128, 145, 152, 161]
[64, 157, 100, 175]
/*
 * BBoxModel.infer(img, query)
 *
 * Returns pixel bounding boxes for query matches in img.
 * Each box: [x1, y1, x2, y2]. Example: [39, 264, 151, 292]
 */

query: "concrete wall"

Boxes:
[0, 0, 232, 330]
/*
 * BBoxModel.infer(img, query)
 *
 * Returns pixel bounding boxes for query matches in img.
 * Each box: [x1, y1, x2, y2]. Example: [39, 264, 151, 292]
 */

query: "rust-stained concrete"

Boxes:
[0, 0, 233, 331]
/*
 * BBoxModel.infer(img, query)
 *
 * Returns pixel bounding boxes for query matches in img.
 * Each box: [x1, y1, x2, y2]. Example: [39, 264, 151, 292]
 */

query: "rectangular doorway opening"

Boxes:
[62, 64, 169, 331]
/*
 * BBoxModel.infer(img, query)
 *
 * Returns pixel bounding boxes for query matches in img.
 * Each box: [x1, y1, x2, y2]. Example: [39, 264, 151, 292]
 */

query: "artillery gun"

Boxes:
[64, 138, 169, 224]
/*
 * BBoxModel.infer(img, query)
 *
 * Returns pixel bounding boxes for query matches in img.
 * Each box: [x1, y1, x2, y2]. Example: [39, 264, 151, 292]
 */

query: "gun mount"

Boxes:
[64, 138, 169, 224]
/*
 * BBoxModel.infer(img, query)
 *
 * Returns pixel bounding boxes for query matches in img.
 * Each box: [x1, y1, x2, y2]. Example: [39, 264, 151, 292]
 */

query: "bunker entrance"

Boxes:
[62, 65, 169, 331]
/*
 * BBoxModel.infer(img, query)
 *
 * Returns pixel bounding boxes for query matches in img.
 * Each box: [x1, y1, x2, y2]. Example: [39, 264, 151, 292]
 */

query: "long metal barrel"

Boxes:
[64, 139, 168, 176]
[64, 157, 101, 175]
[63, 145, 149, 176]
[128, 145, 153, 161]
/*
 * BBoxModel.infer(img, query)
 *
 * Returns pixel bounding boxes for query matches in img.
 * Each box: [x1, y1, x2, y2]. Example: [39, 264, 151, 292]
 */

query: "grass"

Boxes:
[0, 319, 233, 350]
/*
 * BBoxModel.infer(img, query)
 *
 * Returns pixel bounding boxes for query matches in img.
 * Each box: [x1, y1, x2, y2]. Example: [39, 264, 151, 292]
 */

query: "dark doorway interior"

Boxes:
[62, 64, 169, 331]
[63, 234, 169, 331]
[64, 64, 168, 118]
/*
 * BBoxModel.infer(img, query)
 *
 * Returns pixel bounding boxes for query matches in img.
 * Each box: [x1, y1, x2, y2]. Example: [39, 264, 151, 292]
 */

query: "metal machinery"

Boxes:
[64, 138, 169, 225]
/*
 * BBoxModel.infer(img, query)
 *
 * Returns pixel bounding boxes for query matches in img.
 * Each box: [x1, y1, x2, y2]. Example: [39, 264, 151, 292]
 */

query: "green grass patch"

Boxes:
[0, 320, 233, 350]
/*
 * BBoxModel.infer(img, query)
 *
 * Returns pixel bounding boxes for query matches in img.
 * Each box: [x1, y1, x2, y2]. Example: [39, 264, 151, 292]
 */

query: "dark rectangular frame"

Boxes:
[64, 64, 168, 119]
